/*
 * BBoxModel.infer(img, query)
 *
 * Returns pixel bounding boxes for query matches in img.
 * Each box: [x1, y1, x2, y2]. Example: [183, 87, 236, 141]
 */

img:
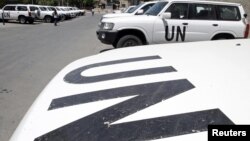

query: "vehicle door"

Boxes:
[153, 3, 189, 43]
[185, 3, 218, 41]
[2, 6, 16, 20]
[16, 6, 28, 18]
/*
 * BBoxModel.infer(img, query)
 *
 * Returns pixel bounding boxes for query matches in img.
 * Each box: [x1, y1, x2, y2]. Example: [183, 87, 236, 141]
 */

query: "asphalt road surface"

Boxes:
[0, 13, 111, 141]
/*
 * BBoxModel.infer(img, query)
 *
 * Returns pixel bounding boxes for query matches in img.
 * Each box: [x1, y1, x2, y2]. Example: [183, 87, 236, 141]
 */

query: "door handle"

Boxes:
[182, 23, 188, 25]
[213, 24, 218, 26]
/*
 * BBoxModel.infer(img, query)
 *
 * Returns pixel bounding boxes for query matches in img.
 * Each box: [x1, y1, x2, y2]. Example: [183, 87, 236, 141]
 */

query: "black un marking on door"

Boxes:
[35, 56, 234, 141]
[4, 12, 10, 18]
[165, 26, 186, 42]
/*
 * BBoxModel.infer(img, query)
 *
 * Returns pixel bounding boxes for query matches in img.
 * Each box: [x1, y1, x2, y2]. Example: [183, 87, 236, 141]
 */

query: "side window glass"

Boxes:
[4, 6, 16, 11]
[3, 6, 10, 10]
[17, 6, 28, 11]
[189, 4, 216, 20]
[218, 6, 240, 21]
[166, 3, 188, 19]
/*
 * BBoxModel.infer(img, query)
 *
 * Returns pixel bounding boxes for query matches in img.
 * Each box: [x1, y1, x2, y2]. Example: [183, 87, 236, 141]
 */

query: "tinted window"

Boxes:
[218, 5, 240, 21]
[30, 6, 38, 11]
[4, 6, 16, 11]
[17, 6, 28, 11]
[145, 2, 168, 16]
[189, 4, 216, 20]
[166, 3, 188, 19]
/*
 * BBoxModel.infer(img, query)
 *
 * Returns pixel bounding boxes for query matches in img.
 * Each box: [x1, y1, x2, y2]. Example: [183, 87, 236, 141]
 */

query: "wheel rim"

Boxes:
[123, 39, 139, 47]
[20, 18, 25, 24]
[46, 17, 51, 23]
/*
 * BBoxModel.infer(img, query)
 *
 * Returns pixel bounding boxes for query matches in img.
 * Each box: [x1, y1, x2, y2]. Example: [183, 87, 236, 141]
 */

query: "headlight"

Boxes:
[102, 22, 114, 30]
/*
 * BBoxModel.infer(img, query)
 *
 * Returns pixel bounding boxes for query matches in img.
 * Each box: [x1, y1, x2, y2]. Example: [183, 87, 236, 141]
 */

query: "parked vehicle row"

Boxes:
[0, 4, 85, 24]
[97, 0, 249, 48]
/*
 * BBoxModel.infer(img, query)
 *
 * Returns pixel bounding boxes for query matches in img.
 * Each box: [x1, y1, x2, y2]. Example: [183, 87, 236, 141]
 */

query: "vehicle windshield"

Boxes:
[123, 6, 134, 13]
[56, 8, 61, 11]
[127, 3, 144, 13]
[145, 2, 168, 16]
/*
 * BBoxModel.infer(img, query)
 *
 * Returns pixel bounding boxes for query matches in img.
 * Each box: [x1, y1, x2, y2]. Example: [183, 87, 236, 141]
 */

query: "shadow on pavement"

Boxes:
[99, 48, 114, 53]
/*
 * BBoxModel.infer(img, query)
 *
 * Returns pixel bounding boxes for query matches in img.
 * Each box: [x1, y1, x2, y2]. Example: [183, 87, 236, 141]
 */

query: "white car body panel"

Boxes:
[10, 39, 250, 141]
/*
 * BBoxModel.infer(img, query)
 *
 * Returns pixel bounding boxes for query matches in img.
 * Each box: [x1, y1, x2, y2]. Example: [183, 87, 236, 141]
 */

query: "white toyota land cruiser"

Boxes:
[0, 4, 37, 24]
[26, 5, 54, 23]
[97, 0, 249, 48]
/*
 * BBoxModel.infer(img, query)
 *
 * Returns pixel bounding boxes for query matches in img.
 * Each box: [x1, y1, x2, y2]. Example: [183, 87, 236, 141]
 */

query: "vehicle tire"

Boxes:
[44, 16, 52, 23]
[19, 16, 26, 24]
[116, 35, 143, 48]
[61, 15, 66, 21]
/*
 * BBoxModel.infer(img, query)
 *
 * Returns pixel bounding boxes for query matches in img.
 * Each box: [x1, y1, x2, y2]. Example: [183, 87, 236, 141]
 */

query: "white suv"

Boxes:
[27, 5, 54, 23]
[97, 0, 249, 48]
[0, 4, 37, 24]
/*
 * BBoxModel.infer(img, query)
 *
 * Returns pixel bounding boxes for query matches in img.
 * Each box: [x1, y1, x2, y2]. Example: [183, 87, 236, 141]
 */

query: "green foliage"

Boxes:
[82, 0, 94, 7]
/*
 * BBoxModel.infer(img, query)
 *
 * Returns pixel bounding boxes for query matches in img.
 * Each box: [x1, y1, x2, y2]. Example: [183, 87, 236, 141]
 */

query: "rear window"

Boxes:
[17, 6, 28, 11]
[217, 5, 241, 21]
[4, 6, 16, 11]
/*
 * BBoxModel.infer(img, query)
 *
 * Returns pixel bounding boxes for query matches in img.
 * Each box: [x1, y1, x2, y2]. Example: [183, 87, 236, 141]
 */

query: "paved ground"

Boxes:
[0, 13, 111, 141]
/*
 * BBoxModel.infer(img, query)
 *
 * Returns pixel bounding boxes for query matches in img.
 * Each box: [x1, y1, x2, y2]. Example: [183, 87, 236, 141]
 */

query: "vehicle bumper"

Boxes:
[96, 30, 118, 45]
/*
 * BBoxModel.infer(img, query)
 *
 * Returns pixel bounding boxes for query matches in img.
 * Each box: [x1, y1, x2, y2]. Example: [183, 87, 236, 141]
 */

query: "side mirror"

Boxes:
[162, 12, 171, 19]
[244, 14, 247, 18]
[136, 9, 144, 15]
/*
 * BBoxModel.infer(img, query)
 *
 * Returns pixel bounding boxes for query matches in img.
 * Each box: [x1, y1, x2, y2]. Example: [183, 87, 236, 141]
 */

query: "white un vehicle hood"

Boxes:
[10, 39, 250, 141]
[102, 13, 133, 19]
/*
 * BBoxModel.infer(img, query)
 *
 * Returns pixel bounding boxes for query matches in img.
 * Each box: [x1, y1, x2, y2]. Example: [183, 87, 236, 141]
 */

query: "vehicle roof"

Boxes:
[10, 39, 250, 141]
[161, 0, 241, 6]
[4, 4, 29, 6]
